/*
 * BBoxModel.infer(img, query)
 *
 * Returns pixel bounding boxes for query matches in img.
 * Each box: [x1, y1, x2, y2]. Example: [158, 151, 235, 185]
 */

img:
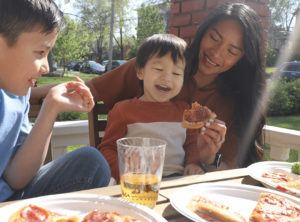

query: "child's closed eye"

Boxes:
[35, 51, 46, 57]
[173, 72, 183, 76]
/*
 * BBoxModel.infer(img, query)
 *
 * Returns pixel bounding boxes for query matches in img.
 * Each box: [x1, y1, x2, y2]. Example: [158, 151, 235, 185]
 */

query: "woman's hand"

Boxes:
[196, 119, 227, 164]
[184, 163, 205, 175]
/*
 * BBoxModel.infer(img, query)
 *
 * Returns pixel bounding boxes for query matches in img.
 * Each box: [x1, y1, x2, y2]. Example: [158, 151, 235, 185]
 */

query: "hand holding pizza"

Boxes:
[183, 102, 227, 165]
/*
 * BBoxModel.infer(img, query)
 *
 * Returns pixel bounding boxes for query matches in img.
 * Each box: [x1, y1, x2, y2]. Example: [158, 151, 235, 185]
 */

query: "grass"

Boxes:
[266, 67, 276, 75]
[37, 71, 98, 86]
[267, 115, 300, 131]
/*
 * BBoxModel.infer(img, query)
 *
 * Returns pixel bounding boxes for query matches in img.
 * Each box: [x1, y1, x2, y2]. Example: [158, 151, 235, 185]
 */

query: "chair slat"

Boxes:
[88, 102, 109, 147]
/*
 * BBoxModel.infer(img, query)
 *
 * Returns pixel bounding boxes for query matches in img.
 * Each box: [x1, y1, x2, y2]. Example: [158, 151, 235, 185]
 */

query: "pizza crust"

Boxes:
[188, 195, 246, 222]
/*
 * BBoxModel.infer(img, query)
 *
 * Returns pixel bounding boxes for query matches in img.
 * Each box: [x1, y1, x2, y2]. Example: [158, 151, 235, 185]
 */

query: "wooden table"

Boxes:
[0, 168, 261, 221]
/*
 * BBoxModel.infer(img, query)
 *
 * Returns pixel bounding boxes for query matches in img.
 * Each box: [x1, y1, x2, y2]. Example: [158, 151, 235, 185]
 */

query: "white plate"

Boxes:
[247, 161, 300, 196]
[0, 193, 167, 222]
[170, 183, 300, 222]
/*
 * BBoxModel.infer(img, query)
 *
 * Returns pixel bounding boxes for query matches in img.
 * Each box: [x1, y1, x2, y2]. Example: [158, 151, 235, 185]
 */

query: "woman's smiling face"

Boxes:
[198, 19, 244, 77]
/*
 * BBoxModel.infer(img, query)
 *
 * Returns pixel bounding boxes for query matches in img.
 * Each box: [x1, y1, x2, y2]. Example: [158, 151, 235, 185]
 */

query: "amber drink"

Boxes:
[117, 137, 166, 208]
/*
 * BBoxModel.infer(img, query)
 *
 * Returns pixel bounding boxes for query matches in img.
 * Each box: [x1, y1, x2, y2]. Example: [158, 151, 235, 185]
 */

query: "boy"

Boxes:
[99, 34, 218, 182]
[0, 0, 110, 202]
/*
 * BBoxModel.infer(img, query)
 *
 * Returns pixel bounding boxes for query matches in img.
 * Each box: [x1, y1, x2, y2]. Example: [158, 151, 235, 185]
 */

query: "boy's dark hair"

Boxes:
[136, 34, 187, 70]
[0, 0, 64, 46]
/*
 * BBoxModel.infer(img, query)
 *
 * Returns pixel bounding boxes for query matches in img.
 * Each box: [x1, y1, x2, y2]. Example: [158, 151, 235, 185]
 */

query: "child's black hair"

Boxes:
[0, 0, 64, 46]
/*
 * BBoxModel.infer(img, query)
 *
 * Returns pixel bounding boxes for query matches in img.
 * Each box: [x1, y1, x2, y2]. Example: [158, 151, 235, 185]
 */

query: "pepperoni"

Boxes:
[20, 204, 49, 222]
[82, 210, 120, 222]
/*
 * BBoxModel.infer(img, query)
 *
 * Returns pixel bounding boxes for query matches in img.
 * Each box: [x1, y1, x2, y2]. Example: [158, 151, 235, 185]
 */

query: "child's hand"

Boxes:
[44, 77, 94, 113]
[184, 163, 205, 175]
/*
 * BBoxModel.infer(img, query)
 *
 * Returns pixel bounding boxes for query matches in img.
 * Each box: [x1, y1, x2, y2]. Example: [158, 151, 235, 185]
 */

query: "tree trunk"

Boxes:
[108, 0, 115, 71]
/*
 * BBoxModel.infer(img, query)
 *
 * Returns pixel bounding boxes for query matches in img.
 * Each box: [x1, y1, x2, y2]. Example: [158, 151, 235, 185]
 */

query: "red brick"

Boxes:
[182, 0, 205, 13]
[171, 2, 180, 14]
[206, 0, 219, 9]
[192, 11, 209, 24]
[168, 27, 179, 36]
[180, 25, 198, 38]
[169, 14, 191, 27]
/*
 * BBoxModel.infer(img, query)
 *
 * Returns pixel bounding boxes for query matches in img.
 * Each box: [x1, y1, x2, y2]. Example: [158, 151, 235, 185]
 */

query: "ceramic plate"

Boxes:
[0, 193, 167, 222]
[170, 183, 300, 222]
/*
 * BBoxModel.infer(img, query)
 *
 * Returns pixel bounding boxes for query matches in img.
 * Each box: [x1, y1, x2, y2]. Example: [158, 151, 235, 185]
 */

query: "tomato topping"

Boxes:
[20, 204, 49, 222]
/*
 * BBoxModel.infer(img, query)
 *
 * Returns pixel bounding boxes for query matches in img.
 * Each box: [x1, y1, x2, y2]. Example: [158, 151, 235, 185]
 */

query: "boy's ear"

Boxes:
[136, 68, 144, 80]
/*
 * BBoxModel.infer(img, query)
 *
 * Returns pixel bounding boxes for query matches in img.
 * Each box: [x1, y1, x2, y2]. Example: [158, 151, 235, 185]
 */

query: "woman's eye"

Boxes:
[210, 33, 219, 42]
[154, 68, 163, 71]
[228, 49, 239, 56]
[173, 72, 182, 76]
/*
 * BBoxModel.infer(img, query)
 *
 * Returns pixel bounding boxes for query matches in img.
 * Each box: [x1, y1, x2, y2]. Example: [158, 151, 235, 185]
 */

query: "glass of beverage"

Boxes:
[117, 137, 166, 208]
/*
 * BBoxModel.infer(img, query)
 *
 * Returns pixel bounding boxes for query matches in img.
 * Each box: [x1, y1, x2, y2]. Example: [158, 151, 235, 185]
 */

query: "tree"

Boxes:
[127, 4, 165, 57]
[53, 16, 91, 75]
[75, 0, 111, 62]
[137, 4, 165, 44]
[269, 0, 299, 33]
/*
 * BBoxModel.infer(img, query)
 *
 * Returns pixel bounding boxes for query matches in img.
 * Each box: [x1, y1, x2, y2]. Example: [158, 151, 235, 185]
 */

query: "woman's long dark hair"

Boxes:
[185, 3, 266, 167]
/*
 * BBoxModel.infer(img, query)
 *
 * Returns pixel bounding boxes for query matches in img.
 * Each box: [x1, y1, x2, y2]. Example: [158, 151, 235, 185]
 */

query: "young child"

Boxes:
[0, 0, 110, 202]
[99, 34, 219, 182]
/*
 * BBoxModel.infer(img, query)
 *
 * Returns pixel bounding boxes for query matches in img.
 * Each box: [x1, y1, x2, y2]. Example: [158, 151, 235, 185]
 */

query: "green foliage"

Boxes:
[292, 162, 300, 174]
[53, 16, 91, 68]
[136, 4, 165, 45]
[268, 79, 300, 116]
[266, 67, 276, 75]
[266, 47, 279, 66]
[57, 112, 81, 121]
[127, 4, 165, 58]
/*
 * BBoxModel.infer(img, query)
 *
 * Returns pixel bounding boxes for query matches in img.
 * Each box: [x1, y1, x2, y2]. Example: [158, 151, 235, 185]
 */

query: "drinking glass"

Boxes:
[117, 137, 166, 208]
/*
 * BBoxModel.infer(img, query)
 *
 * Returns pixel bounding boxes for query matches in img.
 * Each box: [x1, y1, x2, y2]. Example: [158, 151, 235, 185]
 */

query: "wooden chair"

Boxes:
[88, 102, 109, 147]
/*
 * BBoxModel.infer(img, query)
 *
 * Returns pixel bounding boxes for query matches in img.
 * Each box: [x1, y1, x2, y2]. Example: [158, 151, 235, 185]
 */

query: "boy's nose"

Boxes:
[162, 71, 172, 82]
[40, 58, 49, 75]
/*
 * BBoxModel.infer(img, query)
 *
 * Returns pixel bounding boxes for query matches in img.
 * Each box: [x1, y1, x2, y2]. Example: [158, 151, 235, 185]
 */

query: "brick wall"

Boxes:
[168, 0, 269, 45]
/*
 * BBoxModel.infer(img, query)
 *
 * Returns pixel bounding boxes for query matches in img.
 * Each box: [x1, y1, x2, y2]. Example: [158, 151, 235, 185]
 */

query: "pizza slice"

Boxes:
[188, 195, 246, 222]
[9, 204, 80, 222]
[82, 210, 142, 222]
[249, 192, 300, 222]
[261, 171, 300, 194]
[182, 102, 217, 129]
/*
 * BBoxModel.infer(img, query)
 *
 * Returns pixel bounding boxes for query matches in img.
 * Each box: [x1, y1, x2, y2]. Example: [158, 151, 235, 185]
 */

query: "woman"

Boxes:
[87, 3, 266, 169]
